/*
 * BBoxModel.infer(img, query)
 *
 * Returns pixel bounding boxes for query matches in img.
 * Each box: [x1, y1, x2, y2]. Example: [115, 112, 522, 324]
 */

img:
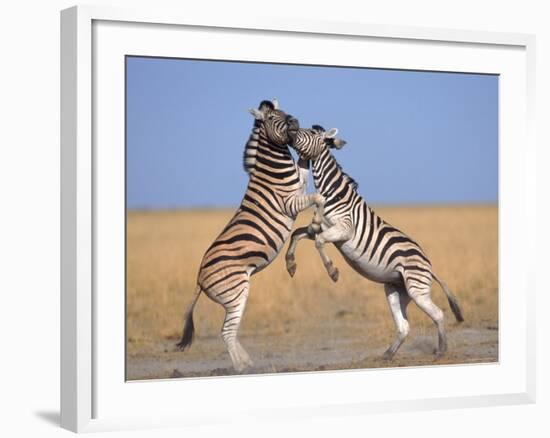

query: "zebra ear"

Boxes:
[249, 108, 265, 120]
[272, 98, 280, 110]
[332, 138, 347, 149]
[324, 128, 339, 139]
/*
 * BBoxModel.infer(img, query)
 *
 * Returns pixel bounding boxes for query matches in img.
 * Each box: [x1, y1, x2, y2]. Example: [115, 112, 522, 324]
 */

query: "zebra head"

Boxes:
[249, 99, 299, 146]
[289, 125, 347, 160]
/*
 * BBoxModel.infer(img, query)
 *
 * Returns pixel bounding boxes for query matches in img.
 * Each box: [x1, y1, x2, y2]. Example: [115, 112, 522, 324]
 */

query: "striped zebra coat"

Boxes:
[285, 125, 463, 360]
[176, 101, 324, 372]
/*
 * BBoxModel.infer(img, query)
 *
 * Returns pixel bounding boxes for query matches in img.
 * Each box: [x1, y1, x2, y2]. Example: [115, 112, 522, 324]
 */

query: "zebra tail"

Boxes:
[176, 285, 202, 351]
[432, 273, 464, 323]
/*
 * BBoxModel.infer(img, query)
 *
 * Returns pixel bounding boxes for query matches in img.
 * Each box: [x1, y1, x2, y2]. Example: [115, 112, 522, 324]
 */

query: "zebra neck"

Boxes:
[243, 124, 292, 169]
[312, 150, 340, 195]
[251, 138, 296, 185]
[312, 149, 359, 197]
[243, 125, 297, 185]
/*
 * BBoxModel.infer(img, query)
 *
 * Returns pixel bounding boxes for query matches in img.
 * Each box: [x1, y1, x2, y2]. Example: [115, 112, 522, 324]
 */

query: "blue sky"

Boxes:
[126, 57, 498, 209]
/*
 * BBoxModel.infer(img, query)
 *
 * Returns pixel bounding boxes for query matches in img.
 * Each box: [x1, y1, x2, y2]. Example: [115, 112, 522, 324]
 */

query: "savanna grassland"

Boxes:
[126, 205, 498, 380]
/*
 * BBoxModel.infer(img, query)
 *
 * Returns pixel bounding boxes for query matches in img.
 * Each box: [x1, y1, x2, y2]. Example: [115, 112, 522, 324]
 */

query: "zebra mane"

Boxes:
[311, 124, 325, 132]
[311, 125, 359, 191]
[243, 100, 278, 174]
[340, 165, 359, 191]
[242, 118, 262, 174]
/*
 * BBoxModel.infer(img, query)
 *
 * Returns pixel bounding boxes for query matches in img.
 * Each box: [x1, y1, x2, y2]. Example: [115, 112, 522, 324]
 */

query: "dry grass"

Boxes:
[126, 205, 498, 355]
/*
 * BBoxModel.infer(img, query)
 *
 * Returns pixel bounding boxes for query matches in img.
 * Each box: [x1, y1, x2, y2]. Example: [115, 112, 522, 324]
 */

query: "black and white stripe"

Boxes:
[176, 101, 325, 371]
[286, 125, 464, 360]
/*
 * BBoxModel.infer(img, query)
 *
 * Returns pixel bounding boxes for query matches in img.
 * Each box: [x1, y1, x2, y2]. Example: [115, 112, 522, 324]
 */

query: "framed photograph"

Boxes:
[61, 5, 536, 432]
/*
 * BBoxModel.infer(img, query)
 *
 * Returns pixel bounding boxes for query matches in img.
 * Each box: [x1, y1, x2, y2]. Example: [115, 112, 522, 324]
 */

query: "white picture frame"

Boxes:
[60, 4, 536, 433]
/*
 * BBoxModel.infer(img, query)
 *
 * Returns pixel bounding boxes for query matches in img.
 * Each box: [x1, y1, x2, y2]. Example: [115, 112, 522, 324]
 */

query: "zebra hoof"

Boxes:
[233, 363, 248, 373]
[231, 352, 254, 373]
[329, 267, 339, 282]
[286, 261, 297, 277]
[382, 350, 395, 361]
[234, 358, 254, 373]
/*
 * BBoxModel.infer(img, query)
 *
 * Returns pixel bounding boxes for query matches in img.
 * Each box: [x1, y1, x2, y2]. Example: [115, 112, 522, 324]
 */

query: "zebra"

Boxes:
[176, 100, 325, 372]
[285, 125, 464, 360]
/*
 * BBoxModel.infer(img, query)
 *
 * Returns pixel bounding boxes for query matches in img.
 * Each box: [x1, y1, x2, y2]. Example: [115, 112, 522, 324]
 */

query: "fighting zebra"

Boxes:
[176, 100, 324, 372]
[285, 125, 464, 359]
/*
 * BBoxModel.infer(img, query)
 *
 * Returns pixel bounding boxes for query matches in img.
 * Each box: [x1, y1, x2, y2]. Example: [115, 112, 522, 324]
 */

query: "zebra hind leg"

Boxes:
[382, 283, 411, 360]
[413, 292, 447, 357]
[403, 276, 447, 358]
[219, 284, 254, 372]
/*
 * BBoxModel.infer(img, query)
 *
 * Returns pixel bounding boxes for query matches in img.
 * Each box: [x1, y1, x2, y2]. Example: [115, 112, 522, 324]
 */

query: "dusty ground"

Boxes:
[127, 324, 498, 380]
[126, 206, 498, 380]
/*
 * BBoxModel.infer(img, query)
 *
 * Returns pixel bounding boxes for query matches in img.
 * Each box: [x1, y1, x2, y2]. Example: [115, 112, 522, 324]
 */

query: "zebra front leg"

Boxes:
[285, 226, 315, 277]
[285, 193, 325, 231]
[314, 221, 354, 282]
[283, 193, 325, 277]
[310, 193, 325, 234]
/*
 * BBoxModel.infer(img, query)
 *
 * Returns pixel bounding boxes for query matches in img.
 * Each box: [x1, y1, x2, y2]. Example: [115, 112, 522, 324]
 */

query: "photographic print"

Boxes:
[125, 56, 498, 380]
